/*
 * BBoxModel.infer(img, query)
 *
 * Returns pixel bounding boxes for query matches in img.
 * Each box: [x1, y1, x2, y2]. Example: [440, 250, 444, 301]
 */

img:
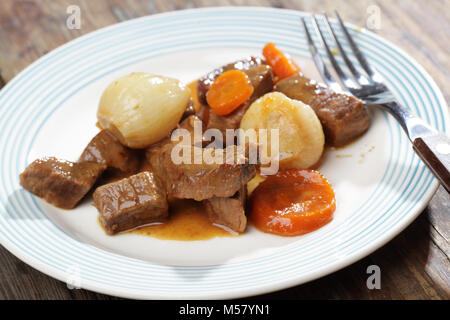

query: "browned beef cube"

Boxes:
[146, 115, 256, 201]
[147, 141, 256, 201]
[245, 65, 275, 99]
[79, 130, 140, 174]
[19, 157, 106, 209]
[93, 171, 168, 235]
[204, 186, 247, 233]
[274, 73, 370, 147]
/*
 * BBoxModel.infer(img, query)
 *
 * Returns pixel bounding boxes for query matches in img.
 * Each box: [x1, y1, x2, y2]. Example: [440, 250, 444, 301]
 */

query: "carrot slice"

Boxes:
[262, 42, 301, 80]
[250, 169, 335, 236]
[206, 70, 254, 116]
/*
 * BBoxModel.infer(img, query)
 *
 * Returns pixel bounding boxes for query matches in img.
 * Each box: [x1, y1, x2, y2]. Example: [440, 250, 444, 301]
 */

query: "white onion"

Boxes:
[97, 72, 191, 148]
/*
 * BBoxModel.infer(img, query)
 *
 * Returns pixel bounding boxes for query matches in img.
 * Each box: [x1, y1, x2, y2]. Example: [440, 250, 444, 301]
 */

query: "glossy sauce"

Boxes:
[187, 79, 204, 112]
[132, 199, 235, 240]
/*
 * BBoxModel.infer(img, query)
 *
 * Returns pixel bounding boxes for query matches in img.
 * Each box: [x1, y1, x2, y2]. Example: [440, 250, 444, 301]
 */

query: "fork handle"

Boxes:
[380, 102, 450, 193]
[412, 133, 450, 193]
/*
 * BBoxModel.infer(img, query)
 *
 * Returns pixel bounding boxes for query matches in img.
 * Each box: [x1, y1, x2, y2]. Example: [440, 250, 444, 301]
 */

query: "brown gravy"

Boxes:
[187, 79, 204, 112]
[131, 199, 236, 240]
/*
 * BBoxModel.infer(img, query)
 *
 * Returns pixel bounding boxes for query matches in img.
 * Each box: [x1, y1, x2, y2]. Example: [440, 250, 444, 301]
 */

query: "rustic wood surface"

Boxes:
[0, 0, 448, 300]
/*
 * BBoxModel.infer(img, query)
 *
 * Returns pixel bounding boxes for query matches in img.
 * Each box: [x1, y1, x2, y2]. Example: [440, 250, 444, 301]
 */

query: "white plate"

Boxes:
[0, 7, 447, 299]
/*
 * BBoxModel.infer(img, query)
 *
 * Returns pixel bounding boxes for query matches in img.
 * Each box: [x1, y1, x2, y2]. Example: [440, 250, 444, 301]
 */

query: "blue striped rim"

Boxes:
[0, 8, 446, 298]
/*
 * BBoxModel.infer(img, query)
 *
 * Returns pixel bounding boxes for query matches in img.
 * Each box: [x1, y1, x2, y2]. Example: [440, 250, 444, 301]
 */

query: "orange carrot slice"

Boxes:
[250, 169, 336, 236]
[263, 42, 300, 80]
[206, 70, 254, 116]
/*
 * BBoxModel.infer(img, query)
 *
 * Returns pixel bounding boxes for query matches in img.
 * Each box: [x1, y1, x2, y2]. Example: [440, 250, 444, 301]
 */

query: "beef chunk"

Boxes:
[200, 64, 274, 142]
[146, 116, 256, 201]
[274, 73, 370, 147]
[19, 157, 106, 209]
[145, 115, 255, 231]
[204, 186, 247, 233]
[245, 64, 275, 99]
[93, 171, 168, 235]
[197, 56, 265, 104]
[178, 114, 202, 136]
[79, 130, 140, 174]
[202, 105, 246, 142]
[168, 114, 205, 147]
[147, 142, 256, 201]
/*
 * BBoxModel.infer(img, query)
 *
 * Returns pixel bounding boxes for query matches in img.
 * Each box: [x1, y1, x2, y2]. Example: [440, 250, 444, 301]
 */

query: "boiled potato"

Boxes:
[240, 92, 324, 169]
[98, 72, 191, 148]
[247, 172, 267, 196]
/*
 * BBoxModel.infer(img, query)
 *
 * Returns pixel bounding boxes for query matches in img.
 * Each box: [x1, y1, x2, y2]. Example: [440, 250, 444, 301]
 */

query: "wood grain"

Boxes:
[0, 0, 448, 300]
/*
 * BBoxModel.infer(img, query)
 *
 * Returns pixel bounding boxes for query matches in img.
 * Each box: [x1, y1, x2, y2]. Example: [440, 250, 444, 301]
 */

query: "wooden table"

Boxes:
[0, 0, 448, 300]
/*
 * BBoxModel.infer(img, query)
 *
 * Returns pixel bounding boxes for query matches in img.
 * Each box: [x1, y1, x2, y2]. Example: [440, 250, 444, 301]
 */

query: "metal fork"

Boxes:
[301, 11, 450, 193]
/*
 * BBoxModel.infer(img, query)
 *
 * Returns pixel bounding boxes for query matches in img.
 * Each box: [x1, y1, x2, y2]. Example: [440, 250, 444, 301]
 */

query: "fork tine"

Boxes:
[334, 10, 374, 77]
[311, 14, 359, 91]
[300, 17, 342, 93]
[323, 13, 371, 86]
